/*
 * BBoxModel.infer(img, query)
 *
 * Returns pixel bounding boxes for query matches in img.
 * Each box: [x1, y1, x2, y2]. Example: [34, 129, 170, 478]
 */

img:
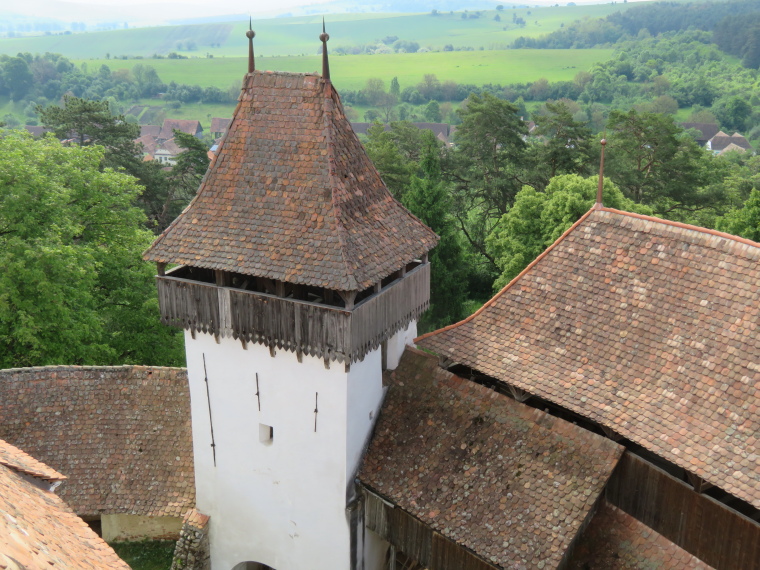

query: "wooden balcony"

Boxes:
[156, 263, 430, 364]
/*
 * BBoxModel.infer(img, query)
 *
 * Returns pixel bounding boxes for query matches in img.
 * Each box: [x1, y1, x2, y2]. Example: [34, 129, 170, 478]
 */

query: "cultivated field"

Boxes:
[0, 4, 634, 59]
[77, 49, 614, 93]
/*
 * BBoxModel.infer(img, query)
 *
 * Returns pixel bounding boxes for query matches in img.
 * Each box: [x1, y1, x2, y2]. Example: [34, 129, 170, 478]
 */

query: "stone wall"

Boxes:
[171, 509, 210, 570]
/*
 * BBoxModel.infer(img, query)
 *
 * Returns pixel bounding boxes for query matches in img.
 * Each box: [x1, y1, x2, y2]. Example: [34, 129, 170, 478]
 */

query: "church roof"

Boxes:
[0, 365, 193, 518]
[0, 439, 130, 570]
[360, 348, 623, 570]
[144, 71, 437, 291]
[418, 207, 760, 509]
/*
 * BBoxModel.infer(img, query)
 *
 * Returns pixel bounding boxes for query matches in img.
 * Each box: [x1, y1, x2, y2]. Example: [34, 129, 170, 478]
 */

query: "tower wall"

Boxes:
[184, 331, 383, 570]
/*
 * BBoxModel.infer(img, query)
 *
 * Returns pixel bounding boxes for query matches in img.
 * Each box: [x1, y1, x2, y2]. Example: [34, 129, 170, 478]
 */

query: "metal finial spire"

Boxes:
[320, 18, 330, 81]
[246, 18, 256, 73]
[596, 139, 607, 208]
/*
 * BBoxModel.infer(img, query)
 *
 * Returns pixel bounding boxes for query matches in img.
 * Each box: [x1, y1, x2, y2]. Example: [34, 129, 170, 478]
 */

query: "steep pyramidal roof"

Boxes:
[145, 70, 438, 291]
[419, 207, 760, 509]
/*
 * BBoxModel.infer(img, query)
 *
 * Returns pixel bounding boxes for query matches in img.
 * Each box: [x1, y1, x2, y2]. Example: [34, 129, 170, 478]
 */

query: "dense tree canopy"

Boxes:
[0, 131, 183, 368]
[401, 133, 467, 331]
[486, 175, 652, 290]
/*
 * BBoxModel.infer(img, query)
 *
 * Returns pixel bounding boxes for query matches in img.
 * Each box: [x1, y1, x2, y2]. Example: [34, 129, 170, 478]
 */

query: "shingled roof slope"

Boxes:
[159, 119, 202, 140]
[0, 365, 193, 518]
[360, 348, 623, 570]
[0, 438, 65, 483]
[568, 501, 713, 569]
[144, 71, 438, 291]
[0, 439, 130, 570]
[418, 207, 760, 509]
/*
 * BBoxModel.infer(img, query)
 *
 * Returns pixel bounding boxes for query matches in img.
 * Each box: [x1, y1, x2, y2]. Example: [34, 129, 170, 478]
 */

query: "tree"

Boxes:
[605, 109, 714, 214]
[3, 57, 33, 100]
[444, 93, 528, 268]
[424, 100, 442, 122]
[162, 129, 211, 229]
[713, 96, 753, 133]
[717, 188, 760, 241]
[0, 131, 183, 368]
[402, 133, 467, 331]
[37, 95, 138, 151]
[37, 96, 178, 231]
[531, 99, 593, 183]
[486, 175, 652, 290]
[364, 122, 415, 199]
[390, 76, 400, 97]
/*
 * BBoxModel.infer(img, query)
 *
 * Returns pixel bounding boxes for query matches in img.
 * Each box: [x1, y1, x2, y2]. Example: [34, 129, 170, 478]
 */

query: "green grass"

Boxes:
[0, 5, 636, 59]
[110, 540, 175, 570]
[77, 49, 613, 93]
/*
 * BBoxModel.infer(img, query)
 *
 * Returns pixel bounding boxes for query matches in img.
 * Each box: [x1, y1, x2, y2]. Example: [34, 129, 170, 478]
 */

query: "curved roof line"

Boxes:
[416, 205, 760, 344]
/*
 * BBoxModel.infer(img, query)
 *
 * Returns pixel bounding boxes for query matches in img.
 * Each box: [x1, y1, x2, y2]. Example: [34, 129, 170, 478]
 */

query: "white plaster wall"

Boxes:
[185, 331, 383, 570]
[346, 349, 384, 483]
[385, 321, 417, 371]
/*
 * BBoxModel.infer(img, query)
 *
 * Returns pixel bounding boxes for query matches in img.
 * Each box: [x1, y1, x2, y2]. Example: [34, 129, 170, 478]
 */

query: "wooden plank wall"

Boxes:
[156, 263, 430, 363]
[364, 488, 498, 570]
[606, 452, 760, 569]
[352, 264, 430, 357]
[157, 277, 220, 334]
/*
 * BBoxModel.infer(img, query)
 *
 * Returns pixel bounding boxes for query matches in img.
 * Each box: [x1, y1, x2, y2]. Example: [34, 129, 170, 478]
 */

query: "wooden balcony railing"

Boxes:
[156, 263, 430, 364]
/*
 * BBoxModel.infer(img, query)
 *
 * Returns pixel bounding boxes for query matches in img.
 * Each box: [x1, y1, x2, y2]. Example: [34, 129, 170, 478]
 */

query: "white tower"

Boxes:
[144, 27, 437, 570]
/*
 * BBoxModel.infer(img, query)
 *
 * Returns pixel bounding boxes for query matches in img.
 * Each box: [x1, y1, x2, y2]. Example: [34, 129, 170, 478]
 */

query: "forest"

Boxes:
[3, 0, 760, 369]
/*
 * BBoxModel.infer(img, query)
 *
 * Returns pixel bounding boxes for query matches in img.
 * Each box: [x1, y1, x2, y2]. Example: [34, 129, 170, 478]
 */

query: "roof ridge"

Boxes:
[0, 365, 187, 373]
[416, 206, 598, 343]
[323, 82, 360, 291]
[600, 206, 760, 250]
[417, 205, 760, 344]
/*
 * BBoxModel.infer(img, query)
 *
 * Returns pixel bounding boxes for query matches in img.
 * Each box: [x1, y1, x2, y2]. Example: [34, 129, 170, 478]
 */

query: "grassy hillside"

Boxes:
[0, 5, 635, 58]
[77, 49, 613, 93]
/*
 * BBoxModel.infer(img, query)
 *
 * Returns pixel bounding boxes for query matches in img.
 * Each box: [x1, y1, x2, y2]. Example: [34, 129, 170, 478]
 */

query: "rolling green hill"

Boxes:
[0, 4, 635, 59]
[77, 49, 612, 93]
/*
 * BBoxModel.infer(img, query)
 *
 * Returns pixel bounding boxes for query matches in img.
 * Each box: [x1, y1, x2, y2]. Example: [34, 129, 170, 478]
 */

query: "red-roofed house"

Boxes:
[158, 119, 203, 141]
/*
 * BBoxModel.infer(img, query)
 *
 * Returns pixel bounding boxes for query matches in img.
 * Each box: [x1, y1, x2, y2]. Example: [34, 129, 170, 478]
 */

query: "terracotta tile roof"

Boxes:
[359, 348, 623, 570]
[156, 137, 182, 156]
[718, 142, 748, 155]
[0, 439, 130, 570]
[0, 365, 193, 518]
[140, 125, 162, 138]
[0, 438, 65, 483]
[159, 119, 202, 140]
[135, 133, 158, 155]
[568, 501, 713, 569]
[210, 117, 231, 133]
[709, 132, 752, 152]
[145, 71, 438, 291]
[418, 207, 760, 509]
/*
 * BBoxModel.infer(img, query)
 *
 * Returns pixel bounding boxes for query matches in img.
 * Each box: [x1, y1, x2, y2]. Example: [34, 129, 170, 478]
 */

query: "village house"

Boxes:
[210, 117, 231, 139]
[706, 130, 753, 154]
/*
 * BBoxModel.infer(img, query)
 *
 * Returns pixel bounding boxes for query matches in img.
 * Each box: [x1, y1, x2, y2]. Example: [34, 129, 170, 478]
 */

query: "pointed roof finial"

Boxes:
[246, 18, 256, 73]
[596, 139, 606, 208]
[320, 18, 330, 81]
